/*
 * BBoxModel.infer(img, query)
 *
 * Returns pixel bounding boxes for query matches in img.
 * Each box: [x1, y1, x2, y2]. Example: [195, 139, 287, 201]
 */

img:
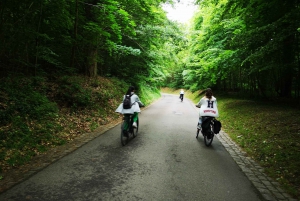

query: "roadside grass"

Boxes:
[218, 97, 300, 198]
[161, 88, 300, 198]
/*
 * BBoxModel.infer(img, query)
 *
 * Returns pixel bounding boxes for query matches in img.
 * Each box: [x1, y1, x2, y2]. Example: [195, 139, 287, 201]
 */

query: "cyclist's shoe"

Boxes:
[197, 124, 201, 130]
[132, 122, 137, 128]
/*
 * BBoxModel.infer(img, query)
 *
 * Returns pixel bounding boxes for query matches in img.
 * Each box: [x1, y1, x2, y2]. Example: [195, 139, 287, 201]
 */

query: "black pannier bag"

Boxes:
[213, 119, 222, 134]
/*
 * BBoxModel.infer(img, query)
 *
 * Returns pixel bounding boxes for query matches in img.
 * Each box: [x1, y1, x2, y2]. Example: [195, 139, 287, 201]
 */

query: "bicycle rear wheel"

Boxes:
[204, 124, 214, 146]
[204, 133, 214, 146]
[132, 119, 139, 138]
[121, 121, 128, 146]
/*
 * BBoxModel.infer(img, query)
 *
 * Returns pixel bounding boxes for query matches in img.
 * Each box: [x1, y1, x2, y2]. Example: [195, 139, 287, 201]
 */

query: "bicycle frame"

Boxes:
[120, 101, 143, 146]
[121, 113, 139, 146]
[123, 114, 134, 133]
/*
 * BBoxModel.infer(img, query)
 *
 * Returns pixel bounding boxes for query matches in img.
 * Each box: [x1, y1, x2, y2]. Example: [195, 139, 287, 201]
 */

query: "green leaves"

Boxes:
[114, 45, 141, 56]
[177, 0, 300, 98]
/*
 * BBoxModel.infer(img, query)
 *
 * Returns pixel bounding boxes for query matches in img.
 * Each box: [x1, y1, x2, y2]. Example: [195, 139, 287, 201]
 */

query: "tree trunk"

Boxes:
[70, 0, 79, 69]
[84, 0, 98, 77]
[87, 47, 97, 77]
[34, 1, 43, 76]
[279, 34, 294, 97]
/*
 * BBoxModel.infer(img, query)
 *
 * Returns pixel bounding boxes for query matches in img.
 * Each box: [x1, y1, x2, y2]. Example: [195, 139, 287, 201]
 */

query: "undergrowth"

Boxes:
[0, 77, 63, 171]
[0, 76, 160, 174]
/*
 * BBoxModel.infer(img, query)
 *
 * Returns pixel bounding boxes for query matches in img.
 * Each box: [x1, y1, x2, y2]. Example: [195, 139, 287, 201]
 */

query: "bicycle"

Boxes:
[179, 94, 183, 102]
[120, 113, 139, 146]
[196, 116, 216, 147]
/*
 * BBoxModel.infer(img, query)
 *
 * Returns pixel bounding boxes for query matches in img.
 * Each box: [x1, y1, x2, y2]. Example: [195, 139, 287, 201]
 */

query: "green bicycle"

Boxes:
[121, 113, 139, 146]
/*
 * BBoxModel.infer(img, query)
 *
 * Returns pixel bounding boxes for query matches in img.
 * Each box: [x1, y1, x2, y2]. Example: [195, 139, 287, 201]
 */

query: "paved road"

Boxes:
[0, 94, 262, 201]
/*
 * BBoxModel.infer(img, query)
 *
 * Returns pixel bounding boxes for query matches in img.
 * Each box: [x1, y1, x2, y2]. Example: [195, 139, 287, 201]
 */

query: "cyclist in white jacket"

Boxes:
[115, 86, 144, 128]
[196, 88, 219, 129]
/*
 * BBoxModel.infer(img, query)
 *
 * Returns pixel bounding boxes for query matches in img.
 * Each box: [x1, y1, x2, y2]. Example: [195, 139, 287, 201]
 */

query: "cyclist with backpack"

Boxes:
[115, 86, 144, 128]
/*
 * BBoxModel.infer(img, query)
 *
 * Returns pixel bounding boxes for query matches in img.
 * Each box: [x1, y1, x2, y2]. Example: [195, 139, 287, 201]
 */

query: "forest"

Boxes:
[1, 0, 300, 97]
[0, 0, 300, 197]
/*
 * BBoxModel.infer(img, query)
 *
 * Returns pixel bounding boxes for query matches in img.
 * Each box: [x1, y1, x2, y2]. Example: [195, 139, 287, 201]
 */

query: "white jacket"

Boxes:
[115, 93, 144, 114]
[196, 96, 219, 117]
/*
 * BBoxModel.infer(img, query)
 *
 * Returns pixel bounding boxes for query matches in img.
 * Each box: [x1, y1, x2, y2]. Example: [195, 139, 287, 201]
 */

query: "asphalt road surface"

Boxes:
[0, 94, 263, 201]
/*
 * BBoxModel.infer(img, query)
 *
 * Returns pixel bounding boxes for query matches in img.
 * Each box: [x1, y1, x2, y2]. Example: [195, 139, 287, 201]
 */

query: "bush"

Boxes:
[57, 76, 93, 108]
[0, 77, 63, 168]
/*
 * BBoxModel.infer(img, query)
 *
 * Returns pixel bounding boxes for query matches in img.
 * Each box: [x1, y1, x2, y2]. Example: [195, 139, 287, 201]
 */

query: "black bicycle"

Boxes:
[196, 117, 215, 147]
[121, 114, 139, 146]
[179, 94, 183, 102]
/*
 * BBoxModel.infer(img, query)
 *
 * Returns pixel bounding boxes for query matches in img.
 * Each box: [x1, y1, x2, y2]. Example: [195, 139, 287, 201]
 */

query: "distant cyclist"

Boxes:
[115, 86, 144, 128]
[179, 89, 184, 101]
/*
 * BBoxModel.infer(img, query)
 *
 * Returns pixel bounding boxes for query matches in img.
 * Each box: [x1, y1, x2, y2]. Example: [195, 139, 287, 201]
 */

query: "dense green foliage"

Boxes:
[0, 0, 179, 87]
[1, 0, 299, 95]
[165, 0, 300, 99]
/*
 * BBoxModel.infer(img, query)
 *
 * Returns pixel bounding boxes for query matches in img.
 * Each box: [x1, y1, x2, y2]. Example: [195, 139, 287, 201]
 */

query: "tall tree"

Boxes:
[182, 0, 300, 97]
